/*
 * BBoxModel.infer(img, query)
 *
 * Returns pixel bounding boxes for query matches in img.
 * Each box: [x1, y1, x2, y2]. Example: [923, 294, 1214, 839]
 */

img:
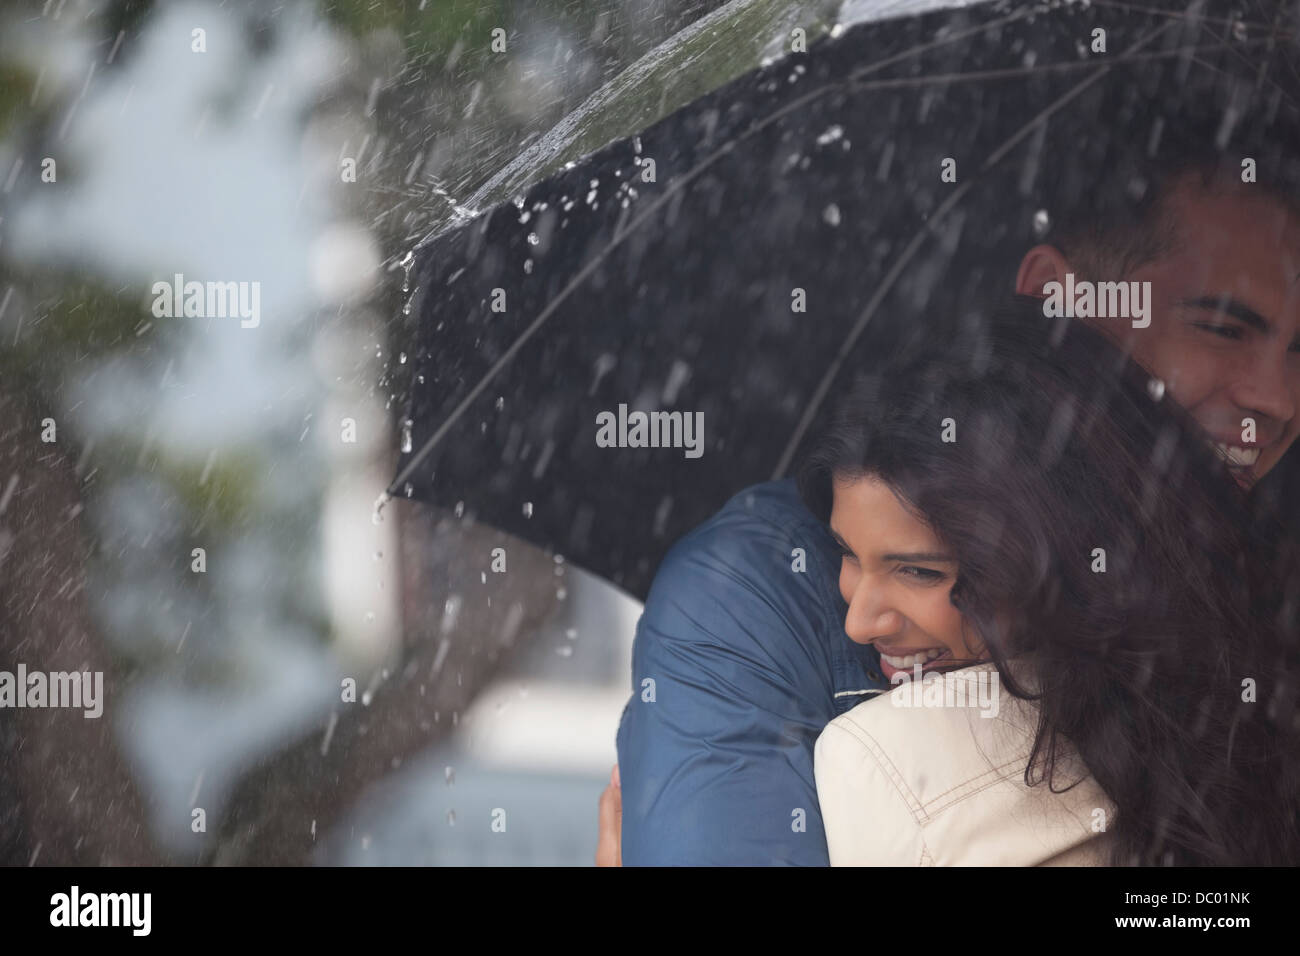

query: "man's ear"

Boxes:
[1015, 244, 1072, 297]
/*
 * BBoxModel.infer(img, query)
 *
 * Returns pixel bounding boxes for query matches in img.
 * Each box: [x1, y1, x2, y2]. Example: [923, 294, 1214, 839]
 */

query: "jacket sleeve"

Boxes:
[814, 715, 929, 866]
[615, 509, 842, 865]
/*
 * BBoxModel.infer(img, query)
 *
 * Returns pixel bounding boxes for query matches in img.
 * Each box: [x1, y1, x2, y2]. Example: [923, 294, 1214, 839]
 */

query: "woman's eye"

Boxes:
[839, 549, 858, 564]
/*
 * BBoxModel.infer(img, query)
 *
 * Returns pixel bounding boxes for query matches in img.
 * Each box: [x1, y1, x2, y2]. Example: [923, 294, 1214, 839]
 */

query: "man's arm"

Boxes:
[615, 503, 841, 865]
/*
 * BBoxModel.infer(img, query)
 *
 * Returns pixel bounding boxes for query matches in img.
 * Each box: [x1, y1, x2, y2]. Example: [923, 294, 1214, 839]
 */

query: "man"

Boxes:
[600, 130, 1300, 866]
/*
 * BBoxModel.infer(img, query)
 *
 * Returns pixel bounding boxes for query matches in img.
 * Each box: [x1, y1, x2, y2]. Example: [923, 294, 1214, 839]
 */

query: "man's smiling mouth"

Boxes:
[1209, 441, 1260, 469]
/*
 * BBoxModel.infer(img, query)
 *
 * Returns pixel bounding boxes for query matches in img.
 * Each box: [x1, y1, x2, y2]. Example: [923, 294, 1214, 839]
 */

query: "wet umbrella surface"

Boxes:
[393, 0, 1300, 598]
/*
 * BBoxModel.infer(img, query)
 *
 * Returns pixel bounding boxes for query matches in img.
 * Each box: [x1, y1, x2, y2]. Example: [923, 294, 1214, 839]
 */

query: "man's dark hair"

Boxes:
[1038, 42, 1300, 280]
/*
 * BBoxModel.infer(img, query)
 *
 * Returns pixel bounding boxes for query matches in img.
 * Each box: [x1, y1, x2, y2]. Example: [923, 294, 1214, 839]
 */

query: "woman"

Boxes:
[799, 296, 1300, 866]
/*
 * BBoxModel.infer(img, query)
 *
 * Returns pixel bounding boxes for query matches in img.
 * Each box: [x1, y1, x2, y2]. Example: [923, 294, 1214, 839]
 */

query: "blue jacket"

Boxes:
[615, 478, 890, 865]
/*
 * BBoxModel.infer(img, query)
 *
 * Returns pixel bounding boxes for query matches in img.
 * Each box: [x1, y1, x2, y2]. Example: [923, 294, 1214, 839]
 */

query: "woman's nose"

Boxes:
[844, 594, 903, 644]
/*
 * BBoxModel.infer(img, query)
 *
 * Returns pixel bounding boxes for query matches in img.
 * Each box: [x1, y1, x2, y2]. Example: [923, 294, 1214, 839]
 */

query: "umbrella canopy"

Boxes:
[392, 0, 1300, 600]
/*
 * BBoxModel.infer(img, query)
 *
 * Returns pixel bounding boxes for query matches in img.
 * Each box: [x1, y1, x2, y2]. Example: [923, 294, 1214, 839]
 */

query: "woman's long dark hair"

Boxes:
[798, 295, 1300, 866]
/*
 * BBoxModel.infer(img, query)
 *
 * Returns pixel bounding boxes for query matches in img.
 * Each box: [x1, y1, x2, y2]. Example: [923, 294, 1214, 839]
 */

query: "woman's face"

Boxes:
[830, 474, 984, 680]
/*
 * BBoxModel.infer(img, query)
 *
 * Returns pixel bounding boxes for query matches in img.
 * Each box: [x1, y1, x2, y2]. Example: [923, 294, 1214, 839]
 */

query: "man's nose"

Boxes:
[1235, 349, 1297, 433]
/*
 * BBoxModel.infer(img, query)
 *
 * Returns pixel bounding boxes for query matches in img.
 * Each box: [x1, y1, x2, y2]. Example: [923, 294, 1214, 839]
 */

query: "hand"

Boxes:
[595, 763, 622, 866]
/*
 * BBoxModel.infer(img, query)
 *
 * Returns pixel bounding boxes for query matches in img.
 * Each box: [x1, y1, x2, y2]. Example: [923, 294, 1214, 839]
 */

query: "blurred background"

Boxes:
[0, 0, 961, 865]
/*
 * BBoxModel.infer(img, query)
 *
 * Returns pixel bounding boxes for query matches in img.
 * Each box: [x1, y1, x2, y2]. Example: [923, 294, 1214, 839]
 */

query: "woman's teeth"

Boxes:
[1210, 441, 1260, 468]
[880, 648, 947, 668]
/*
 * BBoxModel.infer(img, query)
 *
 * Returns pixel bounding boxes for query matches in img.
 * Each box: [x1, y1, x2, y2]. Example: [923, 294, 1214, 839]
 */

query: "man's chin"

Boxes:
[1228, 467, 1258, 491]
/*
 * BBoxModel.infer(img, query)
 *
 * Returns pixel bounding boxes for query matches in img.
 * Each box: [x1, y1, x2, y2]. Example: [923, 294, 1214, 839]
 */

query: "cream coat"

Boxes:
[814, 660, 1116, 865]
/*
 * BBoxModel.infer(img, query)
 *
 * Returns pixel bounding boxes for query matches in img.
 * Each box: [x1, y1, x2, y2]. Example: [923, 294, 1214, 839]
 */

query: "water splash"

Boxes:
[372, 491, 391, 525]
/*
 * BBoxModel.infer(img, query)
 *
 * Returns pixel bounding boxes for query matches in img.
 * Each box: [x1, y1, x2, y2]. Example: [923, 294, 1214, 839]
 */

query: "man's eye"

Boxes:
[899, 566, 944, 582]
[1194, 322, 1244, 340]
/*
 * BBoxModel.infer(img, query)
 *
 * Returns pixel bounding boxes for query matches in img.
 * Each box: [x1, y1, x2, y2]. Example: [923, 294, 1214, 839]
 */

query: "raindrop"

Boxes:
[445, 766, 455, 786]
[495, 396, 504, 411]
[447, 809, 456, 827]
[365, 611, 375, 623]
[441, 595, 462, 634]
[1147, 378, 1166, 401]
[403, 482, 414, 498]
[454, 500, 465, 518]
[398, 352, 407, 364]
[1032, 209, 1051, 237]
[398, 249, 415, 293]
[555, 645, 574, 658]
[823, 203, 842, 227]
[401, 419, 413, 453]
[816, 124, 844, 146]
[527, 232, 539, 245]
[522, 501, 533, 518]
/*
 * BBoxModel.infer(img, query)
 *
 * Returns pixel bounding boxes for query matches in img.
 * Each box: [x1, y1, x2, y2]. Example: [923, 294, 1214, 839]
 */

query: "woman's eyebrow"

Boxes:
[880, 551, 957, 563]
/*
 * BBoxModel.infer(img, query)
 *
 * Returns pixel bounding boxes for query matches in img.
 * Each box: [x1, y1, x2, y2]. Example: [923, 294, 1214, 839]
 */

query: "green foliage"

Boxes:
[0, 62, 36, 142]
[321, 0, 505, 52]
[0, 270, 155, 391]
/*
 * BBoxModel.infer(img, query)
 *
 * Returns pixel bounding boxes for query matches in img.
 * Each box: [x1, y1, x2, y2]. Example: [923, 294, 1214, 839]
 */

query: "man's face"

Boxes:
[1021, 176, 1300, 491]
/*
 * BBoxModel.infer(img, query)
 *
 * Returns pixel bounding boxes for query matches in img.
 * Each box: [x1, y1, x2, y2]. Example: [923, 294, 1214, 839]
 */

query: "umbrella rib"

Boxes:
[387, 5, 1044, 497]
[1092, 0, 1300, 107]
[1185, 2, 1300, 110]
[770, 17, 1182, 480]
[837, 43, 1281, 96]
[1088, 0, 1288, 33]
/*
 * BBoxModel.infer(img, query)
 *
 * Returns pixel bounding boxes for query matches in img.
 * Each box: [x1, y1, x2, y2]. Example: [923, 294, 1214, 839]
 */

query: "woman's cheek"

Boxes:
[935, 594, 968, 652]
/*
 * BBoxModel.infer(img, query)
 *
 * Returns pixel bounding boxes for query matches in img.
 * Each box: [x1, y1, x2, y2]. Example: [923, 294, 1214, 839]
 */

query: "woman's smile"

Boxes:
[877, 646, 956, 679]
[829, 475, 984, 671]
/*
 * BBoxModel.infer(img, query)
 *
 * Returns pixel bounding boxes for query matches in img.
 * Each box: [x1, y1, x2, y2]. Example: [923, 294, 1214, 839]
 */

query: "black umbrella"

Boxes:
[390, 0, 1300, 600]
